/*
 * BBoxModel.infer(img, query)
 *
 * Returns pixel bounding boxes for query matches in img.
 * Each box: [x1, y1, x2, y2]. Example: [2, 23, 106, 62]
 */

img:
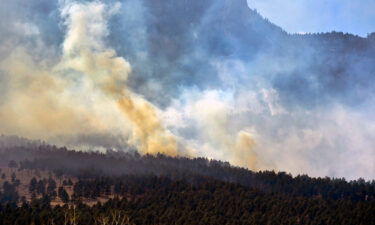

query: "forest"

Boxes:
[1, 0, 375, 224]
[0, 136, 374, 224]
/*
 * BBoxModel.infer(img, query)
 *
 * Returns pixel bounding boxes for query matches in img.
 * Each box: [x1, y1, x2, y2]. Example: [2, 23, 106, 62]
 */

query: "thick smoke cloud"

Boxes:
[0, 0, 374, 179]
[59, 1, 178, 156]
[0, 0, 178, 156]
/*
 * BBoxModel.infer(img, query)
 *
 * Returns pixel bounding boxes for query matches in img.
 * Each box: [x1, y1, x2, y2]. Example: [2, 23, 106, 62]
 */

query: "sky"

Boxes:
[248, 0, 375, 37]
[0, 0, 374, 180]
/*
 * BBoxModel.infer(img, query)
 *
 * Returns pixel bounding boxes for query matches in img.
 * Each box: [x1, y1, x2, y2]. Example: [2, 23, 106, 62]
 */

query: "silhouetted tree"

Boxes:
[58, 187, 70, 203]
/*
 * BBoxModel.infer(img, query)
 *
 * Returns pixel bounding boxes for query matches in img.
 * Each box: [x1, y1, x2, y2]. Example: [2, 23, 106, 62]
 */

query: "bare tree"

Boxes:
[94, 210, 134, 225]
[63, 205, 79, 225]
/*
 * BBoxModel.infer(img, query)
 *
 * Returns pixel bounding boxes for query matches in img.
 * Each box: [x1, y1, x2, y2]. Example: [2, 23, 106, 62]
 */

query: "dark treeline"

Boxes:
[0, 175, 374, 225]
[1, 138, 375, 224]
[1, 143, 374, 201]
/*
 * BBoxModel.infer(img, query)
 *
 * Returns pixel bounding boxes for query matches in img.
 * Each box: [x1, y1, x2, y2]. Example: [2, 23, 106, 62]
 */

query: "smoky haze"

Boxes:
[0, 0, 374, 180]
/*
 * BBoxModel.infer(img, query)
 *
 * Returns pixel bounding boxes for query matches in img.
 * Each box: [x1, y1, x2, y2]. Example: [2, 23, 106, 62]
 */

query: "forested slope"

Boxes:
[0, 139, 374, 225]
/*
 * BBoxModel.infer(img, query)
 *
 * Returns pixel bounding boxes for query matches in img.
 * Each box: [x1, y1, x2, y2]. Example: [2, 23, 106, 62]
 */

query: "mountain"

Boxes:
[1, 0, 375, 223]
[1, 0, 375, 179]
[107, 0, 375, 107]
[0, 138, 374, 224]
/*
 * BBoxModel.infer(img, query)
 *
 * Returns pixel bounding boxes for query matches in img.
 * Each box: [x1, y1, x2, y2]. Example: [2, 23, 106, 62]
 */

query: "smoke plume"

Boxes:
[1, 0, 374, 179]
[59, 1, 177, 155]
[0, 0, 177, 156]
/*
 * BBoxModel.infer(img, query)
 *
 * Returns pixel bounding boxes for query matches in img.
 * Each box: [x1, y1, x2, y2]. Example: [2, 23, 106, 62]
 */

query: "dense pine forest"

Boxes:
[0, 136, 374, 224]
[1, 0, 375, 224]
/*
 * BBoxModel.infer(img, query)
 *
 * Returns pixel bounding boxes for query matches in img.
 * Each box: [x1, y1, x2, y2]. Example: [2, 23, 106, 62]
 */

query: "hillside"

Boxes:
[113, 0, 375, 108]
[0, 138, 374, 224]
[1, 0, 375, 178]
[1, 0, 375, 224]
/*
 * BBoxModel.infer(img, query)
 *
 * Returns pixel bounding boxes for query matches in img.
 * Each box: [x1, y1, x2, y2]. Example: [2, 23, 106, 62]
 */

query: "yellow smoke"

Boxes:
[118, 97, 177, 156]
[190, 91, 258, 169]
[0, 1, 177, 156]
[0, 0, 258, 164]
[234, 131, 257, 170]
[60, 1, 177, 155]
[0, 47, 106, 139]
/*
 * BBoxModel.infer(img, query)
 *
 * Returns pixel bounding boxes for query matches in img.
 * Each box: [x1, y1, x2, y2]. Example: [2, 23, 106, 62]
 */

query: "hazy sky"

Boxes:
[1, 0, 374, 179]
[248, 0, 375, 37]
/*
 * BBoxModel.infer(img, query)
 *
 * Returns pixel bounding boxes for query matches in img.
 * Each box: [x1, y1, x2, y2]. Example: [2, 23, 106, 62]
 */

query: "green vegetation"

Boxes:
[0, 176, 374, 225]
[0, 143, 374, 224]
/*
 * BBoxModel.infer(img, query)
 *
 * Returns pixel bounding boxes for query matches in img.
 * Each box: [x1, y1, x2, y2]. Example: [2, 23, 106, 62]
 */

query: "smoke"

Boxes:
[59, 1, 177, 155]
[162, 89, 258, 169]
[1, 0, 374, 179]
[234, 131, 257, 170]
[0, 47, 101, 138]
[0, 0, 177, 156]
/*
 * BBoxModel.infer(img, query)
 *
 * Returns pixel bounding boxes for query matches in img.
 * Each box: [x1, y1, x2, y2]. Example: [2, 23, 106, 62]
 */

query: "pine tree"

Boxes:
[58, 187, 70, 203]
[29, 177, 37, 193]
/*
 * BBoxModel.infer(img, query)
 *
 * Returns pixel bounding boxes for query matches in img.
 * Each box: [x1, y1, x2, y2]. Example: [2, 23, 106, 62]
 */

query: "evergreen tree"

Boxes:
[58, 187, 70, 203]
[47, 178, 57, 198]
[29, 177, 37, 193]
[36, 180, 45, 195]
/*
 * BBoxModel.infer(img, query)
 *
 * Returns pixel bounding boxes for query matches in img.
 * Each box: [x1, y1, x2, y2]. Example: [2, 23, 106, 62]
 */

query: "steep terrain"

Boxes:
[0, 137, 374, 224]
[1, 0, 375, 224]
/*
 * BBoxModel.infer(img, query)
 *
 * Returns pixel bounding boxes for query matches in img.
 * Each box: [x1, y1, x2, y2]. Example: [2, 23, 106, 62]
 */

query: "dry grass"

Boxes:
[0, 166, 107, 206]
